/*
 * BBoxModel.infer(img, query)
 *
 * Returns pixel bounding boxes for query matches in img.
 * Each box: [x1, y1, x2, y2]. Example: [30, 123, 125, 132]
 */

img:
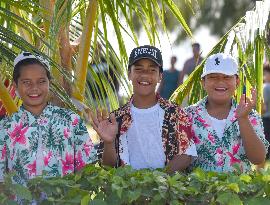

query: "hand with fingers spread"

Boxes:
[86, 109, 118, 144]
[236, 88, 257, 119]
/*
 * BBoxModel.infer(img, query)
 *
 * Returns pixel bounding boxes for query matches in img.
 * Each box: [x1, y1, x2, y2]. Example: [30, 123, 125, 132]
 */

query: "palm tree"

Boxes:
[0, 0, 192, 115]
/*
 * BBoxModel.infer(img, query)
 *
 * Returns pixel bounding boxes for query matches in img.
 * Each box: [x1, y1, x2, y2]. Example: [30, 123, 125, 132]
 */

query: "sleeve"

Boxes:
[73, 115, 97, 171]
[176, 107, 195, 155]
[182, 108, 197, 159]
[183, 143, 197, 164]
[0, 121, 8, 182]
[249, 110, 269, 151]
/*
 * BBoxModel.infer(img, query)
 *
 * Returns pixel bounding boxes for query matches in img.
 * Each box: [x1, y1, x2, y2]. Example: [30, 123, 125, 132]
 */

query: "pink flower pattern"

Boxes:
[208, 133, 215, 144]
[44, 151, 52, 166]
[72, 118, 79, 126]
[75, 151, 86, 171]
[184, 97, 269, 172]
[27, 160, 36, 176]
[1, 144, 6, 160]
[64, 128, 70, 139]
[8, 122, 28, 146]
[0, 104, 95, 185]
[61, 152, 74, 175]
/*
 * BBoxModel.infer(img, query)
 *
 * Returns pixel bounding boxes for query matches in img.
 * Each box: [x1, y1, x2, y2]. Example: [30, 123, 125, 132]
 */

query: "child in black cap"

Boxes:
[88, 45, 197, 173]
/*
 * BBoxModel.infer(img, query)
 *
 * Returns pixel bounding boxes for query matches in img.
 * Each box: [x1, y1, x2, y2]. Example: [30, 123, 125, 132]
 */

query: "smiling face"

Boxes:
[15, 64, 50, 115]
[202, 73, 239, 104]
[128, 58, 162, 99]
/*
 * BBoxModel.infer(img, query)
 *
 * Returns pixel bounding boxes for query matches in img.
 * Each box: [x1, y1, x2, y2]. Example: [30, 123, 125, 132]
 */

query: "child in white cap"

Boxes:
[0, 52, 96, 186]
[185, 53, 269, 172]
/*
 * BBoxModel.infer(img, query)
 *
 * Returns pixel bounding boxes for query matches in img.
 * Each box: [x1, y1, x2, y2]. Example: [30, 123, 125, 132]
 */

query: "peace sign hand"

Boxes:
[236, 88, 256, 119]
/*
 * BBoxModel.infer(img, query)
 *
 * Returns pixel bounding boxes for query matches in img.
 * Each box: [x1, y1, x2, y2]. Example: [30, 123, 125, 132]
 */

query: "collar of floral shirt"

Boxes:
[18, 103, 52, 126]
[194, 96, 239, 135]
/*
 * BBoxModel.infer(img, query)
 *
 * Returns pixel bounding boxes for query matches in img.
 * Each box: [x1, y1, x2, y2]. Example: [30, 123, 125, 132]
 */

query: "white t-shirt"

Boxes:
[206, 109, 234, 139]
[127, 103, 197, 170]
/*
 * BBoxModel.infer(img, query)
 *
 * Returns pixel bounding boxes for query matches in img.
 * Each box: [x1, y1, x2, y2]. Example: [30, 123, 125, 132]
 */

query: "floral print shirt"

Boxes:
[0, 104, 96, 184]
[99, 95, 194, 167]
[185, 97, 269, 172]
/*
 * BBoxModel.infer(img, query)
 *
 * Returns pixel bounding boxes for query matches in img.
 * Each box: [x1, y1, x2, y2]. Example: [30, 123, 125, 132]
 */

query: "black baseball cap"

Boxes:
[128, 45, 163, 72]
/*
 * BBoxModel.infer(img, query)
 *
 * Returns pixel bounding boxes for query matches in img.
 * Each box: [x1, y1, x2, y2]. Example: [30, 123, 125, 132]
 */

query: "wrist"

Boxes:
[237, 115, 249, 123]
[104, 140, 115, 146]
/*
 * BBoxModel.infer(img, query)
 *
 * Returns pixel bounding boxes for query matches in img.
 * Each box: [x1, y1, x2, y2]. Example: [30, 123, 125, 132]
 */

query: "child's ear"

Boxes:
[236, 76, 240, 86]
[12, 82, 20, 98]
[159, 73, 163, 82]
[201, 78, 205, 89]
[12, 81, 17, 89]
[127, 69, 131, 80]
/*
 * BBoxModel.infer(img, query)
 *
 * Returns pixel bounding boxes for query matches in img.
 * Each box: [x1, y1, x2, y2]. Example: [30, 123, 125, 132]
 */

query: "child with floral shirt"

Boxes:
[185, 53, 269, 172]
[0, 52, 96, 185]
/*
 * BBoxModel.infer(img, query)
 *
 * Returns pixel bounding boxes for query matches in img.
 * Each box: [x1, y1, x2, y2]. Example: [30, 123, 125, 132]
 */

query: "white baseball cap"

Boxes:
[14, 52, 50, 71]
[201, 53, 238, 78]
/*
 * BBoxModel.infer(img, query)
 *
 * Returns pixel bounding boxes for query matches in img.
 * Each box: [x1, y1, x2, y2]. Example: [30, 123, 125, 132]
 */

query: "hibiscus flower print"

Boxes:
[249, 117, 258, 126]
[37, 117, 48, 126]
[44, 151, 53, 166]
[75, 151, 86, 171]
[61, 152, 74, 175]
[1, 144, 6, 160]
[27, 160, 36, 177]
[197, 117, 210, 128]
[227, 143, 241, 166]
[83, 141, 93, 157]
[208, 133, 215, 144]
[216, 148, 224, 166]
[72, 118, 79, 126]
[64, 128, 70, 139]
[8, 122, 28, 146]
[193, 134, 201, 144]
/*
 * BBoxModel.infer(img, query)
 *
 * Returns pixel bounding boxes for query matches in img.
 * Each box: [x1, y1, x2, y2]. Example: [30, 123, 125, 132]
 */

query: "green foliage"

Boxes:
[1, 165, 270, 205]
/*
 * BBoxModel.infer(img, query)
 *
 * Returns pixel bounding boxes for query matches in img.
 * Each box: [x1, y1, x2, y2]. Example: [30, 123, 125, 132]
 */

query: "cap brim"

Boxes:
[201, 70, 238, 78]
[129, 57, 162, 68]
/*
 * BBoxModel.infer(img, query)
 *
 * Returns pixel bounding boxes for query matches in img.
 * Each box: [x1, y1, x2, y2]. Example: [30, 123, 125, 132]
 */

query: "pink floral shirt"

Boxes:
[0, 104, 96, 184]
[185, 97, 269, 172]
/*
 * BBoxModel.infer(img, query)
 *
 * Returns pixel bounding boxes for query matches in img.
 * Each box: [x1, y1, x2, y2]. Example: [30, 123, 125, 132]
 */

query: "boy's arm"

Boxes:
[238, 117, 266, 164]
[166, 154, 192, 174]
[166, 141, 197, 173]
[237, 89, 267, 164]
[86, 109, 118, 167]
[102, 140, 117, 167]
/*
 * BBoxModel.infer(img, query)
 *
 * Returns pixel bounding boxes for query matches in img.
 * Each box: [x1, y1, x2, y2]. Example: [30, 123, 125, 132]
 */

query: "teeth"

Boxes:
[139, 81, 150, 85]
[215, 88, 226, 91]
[29, 94, 39, 97]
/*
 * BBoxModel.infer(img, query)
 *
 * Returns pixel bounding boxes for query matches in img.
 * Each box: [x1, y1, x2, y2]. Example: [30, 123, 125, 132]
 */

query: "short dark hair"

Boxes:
[264, 61, 270, 73]
[13, 58, 51, 84]
[128, 61, 163, 73]
[192, 43, 200, 48]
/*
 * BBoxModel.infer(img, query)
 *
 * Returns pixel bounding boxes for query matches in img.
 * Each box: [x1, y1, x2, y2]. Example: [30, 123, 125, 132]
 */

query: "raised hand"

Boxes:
[85, 109, 118, 143]
[236, 88, 256, 119]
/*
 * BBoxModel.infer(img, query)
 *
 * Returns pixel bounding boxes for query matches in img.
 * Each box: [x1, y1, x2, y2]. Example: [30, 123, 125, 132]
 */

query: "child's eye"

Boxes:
[22, 81, 30, 85]
[224, 76, 232, 79]
[39, 80, 46, 84]
[135, 67, 143, 72]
